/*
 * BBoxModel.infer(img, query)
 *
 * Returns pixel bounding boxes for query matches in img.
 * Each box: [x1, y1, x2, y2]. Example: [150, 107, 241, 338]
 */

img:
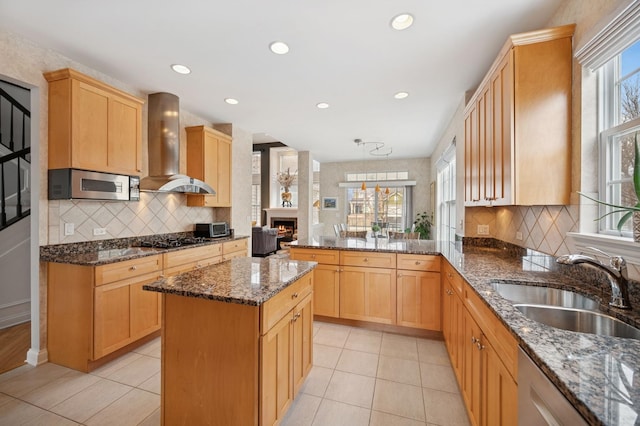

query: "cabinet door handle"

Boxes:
[471, 336, 477, 344]
[397, 273, 402, 278]
[447, 272, 453, 278]
[130, 266, 137, 271]
[477, 342, 485, 351]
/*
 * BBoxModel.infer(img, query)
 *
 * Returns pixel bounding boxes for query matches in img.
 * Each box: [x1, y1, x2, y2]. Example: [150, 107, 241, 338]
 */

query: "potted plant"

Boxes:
[406, 211, 432, 239]
[579, 132, 640, 241]
[371, 223, 381, 238]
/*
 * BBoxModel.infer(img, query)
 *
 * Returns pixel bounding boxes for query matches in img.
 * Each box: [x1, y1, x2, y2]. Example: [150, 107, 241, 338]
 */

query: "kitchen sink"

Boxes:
[514, 304, 640, 340]
[490, 282, 599, 310]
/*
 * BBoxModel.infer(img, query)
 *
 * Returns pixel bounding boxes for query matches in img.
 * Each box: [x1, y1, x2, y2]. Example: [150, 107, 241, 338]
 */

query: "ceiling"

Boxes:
[0, 0, 563, 162]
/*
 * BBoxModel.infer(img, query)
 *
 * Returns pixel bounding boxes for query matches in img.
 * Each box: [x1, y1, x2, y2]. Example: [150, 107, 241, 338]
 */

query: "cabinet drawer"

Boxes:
[290, 248, 339, 265]
[163, 244, 222, 269]
[397, 254, 440, 272]
[164, 256, 222, 277]
[340, 251, 396, 269]
[222, 239, 247, 255]
[95, 255, 162, 286]
[464, 284, 518, 379]
[443, 260, 464, 296]
[261, 272, 313, 334]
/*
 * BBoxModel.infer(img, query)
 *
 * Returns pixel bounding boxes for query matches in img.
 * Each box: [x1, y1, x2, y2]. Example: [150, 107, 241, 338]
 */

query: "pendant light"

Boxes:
[375, 184, 381, 192]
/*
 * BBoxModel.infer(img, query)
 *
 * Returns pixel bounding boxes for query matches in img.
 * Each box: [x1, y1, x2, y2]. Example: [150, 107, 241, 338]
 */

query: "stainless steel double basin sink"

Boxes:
[490, 282, 640, 340]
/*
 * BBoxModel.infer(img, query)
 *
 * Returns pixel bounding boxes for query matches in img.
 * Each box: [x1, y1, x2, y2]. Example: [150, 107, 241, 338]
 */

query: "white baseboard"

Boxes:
[0, 300, 30, 329]
[26, 348, 48, 366]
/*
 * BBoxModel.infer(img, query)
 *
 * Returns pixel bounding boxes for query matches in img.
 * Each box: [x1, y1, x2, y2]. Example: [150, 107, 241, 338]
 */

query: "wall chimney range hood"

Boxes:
[140, 92, 215, 194]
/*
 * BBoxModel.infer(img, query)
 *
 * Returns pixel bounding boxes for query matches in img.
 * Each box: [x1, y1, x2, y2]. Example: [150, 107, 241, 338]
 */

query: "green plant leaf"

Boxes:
[617, 210, 634, 231]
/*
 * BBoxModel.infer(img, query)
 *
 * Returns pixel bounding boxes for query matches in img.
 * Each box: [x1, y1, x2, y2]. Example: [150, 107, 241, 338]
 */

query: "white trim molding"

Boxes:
[576, 0, 640, 70]
[566, 232, 640, 265]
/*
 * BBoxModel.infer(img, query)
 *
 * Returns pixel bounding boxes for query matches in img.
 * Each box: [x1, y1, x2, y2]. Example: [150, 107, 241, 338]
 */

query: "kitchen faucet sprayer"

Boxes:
[556, 247, 631, 309]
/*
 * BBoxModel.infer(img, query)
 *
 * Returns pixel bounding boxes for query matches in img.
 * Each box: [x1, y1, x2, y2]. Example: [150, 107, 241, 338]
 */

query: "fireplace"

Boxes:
[271, 218, 297, 241]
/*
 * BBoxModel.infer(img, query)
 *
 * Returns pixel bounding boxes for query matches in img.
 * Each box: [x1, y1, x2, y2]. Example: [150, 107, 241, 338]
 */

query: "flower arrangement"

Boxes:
[275, 168, 297, 191]
[579, 132, 640, 237]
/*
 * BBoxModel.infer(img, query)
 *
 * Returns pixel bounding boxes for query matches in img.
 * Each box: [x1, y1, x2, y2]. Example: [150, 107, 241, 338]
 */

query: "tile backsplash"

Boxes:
[48, 192, 215, 244]
[465, 205, 580, 256]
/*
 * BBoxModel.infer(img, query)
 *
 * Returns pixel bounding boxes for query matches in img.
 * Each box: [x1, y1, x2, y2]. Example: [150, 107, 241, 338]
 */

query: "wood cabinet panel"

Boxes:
[44, 68, 144, 176]
[260, 310, 293, 426]
[261, 272, 313, 333]
[340, 266, 396, 324]
[186, 125, 233, 207]
[94, 255, 162, 286]
[290, 247, 340, 265]
[312, 264, 340, 317]
[483, 340, 518, 426]
[292, 293, 313, 395]
[397, 254, 440, 272]
[443, 277, 464, 383]
[94, 280, 131, 359]
[340, 251, 396, 269]
[462, 309, 483, 426]
[464, 25, 574, 206]
[397, 270, 441, 330]
[130, 278, 162, 339]
[222, 239, 248, 260]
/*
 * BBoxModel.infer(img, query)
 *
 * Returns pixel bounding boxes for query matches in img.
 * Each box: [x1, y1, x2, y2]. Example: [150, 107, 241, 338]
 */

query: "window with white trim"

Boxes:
[436, 141, 456, 245]
[598, 40, 640, 236]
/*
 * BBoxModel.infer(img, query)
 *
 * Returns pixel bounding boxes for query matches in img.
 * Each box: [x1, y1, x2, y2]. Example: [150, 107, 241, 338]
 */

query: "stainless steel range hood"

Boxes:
[140, 92, 215, 194]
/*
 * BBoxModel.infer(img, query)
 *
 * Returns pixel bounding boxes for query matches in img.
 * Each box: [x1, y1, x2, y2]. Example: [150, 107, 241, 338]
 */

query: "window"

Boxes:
[598, 39, 640, 236]
[436, 142, 456, 245]
[345, 186, 408, 233]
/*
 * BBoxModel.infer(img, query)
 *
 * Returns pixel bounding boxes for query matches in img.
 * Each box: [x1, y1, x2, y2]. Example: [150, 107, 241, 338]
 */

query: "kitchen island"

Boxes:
[143, 256, 317, 426]
[292, 236, 640, 426]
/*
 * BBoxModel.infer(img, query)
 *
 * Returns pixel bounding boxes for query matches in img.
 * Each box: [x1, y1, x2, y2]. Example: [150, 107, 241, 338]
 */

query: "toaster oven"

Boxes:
[194, 222, 229, 238]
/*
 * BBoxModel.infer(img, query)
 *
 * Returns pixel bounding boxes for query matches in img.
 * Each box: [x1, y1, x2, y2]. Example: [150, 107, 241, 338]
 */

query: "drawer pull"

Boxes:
[415, 261, 421, 265]
[311, 254, 316, 259]
[292, 292, 299, 299]
[292, 312, 301, 322]
[130, 266, 137, 271]
[363, 258, 368, 262]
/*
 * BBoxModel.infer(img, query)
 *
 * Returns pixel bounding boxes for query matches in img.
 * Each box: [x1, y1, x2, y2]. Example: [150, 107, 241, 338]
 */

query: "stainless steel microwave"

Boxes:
[48, 168, 140, 201]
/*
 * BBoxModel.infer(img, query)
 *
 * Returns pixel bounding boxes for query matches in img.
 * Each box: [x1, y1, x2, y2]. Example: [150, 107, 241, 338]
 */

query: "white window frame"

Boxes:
[570, 1, 640, 265]
[436, 141, 456, 245]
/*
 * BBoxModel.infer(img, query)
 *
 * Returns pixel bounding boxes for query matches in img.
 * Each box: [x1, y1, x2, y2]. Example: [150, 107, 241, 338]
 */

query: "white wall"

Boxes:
[0, 217, 30, 329]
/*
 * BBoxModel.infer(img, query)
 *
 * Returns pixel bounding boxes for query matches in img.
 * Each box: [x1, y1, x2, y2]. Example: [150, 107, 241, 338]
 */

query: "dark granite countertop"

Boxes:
[143, 257, 317, 306]
[40, 234, 249, 266]
[291, 236, 440, 255]
[293, 237, 640, 426]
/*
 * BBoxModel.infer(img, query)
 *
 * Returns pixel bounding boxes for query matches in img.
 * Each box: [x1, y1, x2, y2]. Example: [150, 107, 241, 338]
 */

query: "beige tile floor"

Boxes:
[0, 322, 469, 426]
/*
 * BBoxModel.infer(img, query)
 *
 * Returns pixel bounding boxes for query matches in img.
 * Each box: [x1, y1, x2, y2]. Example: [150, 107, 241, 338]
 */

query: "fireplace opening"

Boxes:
[271, 218, 297, 241]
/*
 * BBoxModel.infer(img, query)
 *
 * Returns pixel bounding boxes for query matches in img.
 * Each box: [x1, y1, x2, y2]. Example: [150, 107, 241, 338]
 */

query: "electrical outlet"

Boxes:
[64, 223, 74, 236]
[93, 227, 107, 236]
[516, 231, 523, 240]
[477, 224, 489, 235]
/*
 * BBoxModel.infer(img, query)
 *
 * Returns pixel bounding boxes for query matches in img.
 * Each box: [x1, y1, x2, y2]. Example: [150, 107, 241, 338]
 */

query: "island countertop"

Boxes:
[292, 236, 640, 426]
[143, 257, 317, 306]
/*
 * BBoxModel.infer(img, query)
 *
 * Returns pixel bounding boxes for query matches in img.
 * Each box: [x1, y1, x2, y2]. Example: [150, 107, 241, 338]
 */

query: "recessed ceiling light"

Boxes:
[269, 41, 290, 55]
[224, 98, 239, 105]
[394, 91, 409, 99]
[391, 13, 414, 30]
[171, 64, 191, 74]
[316, 102, 330, 109]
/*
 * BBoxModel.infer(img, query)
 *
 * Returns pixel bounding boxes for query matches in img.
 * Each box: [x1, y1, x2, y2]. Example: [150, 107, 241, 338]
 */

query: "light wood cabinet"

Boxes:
[185, 125, 233, 207]
[47, 255, 162, 372]
[44, 68, 143, 176]
[222, 238, 248, 261]
[340, 265, 396, 325]
[290, 248, 340, 318]
[396, 254, 442, 330]
[160, 269, 313, 425]
[442, 258, 518, 426]
[464, 24, 574, 206]
[163, 244, 223, 277]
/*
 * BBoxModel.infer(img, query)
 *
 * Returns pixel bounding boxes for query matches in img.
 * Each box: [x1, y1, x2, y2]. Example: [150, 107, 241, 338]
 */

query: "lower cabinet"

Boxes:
[48, 256, 163, 372]
[442, 258, 518, 426]
[222, 238, 249, 261]
[397, 270, 441, 330]
[312, 264, 341, 317]
[261, 292, 313, 425]
[340, 265, 396, 324]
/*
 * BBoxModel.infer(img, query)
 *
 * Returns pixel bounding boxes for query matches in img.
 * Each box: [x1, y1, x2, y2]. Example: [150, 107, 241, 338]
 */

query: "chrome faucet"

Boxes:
[556, 248, 631, 309]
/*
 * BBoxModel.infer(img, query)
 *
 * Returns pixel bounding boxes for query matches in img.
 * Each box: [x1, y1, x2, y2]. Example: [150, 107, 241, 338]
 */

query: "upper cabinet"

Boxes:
[185, 125, 233, 207]
[464, 24, 575, 206]
[44, 68, 144, 176]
